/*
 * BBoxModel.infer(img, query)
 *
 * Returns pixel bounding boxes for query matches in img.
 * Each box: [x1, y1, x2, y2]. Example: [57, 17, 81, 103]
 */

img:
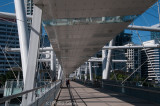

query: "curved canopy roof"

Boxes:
[34, 0, 156, 74]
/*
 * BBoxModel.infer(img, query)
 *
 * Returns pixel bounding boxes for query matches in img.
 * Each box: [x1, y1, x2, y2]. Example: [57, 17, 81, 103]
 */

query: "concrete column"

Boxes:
[14, 0, 29, 83]
[89, 62, 93, 81]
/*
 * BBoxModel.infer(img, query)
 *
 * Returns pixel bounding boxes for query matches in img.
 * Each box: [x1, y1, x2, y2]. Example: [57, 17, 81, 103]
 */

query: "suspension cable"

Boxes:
[121, 59, 148, 84]
[0, 2, 14, 8]
[136, 30, 160, 83]
[0, 46, 18, 80]
[5, 51, 22, 71]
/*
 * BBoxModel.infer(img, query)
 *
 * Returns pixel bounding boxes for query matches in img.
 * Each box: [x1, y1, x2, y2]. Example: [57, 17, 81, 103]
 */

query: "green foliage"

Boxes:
[81, 75, 85, 81]
[110, 70, 129, 81]
[0, 71, 23, 85]
[132, 74, 141, 81]
[95, 76, 102, 80]
[0, 74, 6, 85]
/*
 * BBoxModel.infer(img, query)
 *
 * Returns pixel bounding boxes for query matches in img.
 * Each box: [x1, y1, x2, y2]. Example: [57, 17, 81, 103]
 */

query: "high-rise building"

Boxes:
[0, 18, 20, 74]
[124, 43, 141, 75]
[40, 35, 51, 47]
[0, 0, 34, 75]
[24, 0, 34, 31]
[151, 31, 160, 40]
[115, 32, 132, 46]
[151, 24, 160, 41]
[141, 40, 160, 82]
[25, 0, 34, 15]
[112, 32, 132, 71]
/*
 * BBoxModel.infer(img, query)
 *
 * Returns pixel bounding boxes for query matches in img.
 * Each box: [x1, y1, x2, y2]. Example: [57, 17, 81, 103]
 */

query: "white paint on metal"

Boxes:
[85, 62, 88, 81]
[103, 39, 114, 79]
[0, 12, 32, 20]
[14, 0, 29, 83]
[22, 5, 42, 105]
[127, 25, 160, 32]
[89, 62, 93, 81]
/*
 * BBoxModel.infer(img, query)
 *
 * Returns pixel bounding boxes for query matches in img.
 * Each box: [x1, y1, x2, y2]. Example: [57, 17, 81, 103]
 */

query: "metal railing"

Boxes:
[0, 80, 62, 106]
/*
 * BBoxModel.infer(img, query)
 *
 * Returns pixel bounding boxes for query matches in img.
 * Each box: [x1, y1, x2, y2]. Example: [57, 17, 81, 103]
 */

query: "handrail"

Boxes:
[103, 83, 160, 94]
[0, 80, 61, 103]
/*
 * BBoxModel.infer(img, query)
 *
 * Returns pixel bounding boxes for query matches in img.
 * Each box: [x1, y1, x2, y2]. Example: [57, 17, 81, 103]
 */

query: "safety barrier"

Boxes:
[75, 79, 160, 104]
[0, 80, 62, 106]
[102, 80, 160, 104]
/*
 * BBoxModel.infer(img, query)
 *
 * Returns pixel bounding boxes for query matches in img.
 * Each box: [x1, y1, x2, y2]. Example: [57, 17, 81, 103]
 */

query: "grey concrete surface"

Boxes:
[54, 81, 159, 106]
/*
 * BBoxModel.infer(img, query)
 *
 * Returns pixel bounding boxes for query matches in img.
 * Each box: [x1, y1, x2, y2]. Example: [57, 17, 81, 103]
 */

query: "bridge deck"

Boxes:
[54, 81, 159, 106]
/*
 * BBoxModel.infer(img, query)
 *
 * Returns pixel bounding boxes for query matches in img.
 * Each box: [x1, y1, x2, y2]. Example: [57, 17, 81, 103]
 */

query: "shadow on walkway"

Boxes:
[73, 81, 160, 106]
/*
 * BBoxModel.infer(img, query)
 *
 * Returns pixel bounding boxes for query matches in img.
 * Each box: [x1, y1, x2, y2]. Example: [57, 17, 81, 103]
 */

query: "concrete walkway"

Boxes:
[54, 81, 159, 106]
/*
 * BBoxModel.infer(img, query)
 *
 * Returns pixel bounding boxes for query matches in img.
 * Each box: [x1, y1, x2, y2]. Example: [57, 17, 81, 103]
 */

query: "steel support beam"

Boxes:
[94, 63, 97, 79]
[6, 47, 52, 52]
[7, 45, 160, 53]
[6, 45, 160, 53]
[57, 65, 62, 80]
[0, 12, 32, 20]
[88, 58, 130, 63]
[14, 0, 30, 83]
[50, 49, 56, 81]
[112, 60, 127, 62]
[76, 68, 80, 79]
[77, 67, 82, 80]
[103, 39, 114, 80]
[79, 67, 82, 80]
[88, 57, 102, 62]
[127, 25, 160, 32]
[89, 62, 93, 81]
[75, 71, 78, 78]
[102, 49, 107, 79]
[85, 62, 88, 81]
[1, 12, 160, 33]
[22, 6, 42, 105]
[38, 59, 51, 62]
[103, 45, 160, 49]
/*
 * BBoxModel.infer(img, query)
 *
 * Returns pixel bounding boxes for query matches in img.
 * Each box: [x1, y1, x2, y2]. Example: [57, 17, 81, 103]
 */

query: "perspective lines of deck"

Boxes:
[54, 81, 159, 106]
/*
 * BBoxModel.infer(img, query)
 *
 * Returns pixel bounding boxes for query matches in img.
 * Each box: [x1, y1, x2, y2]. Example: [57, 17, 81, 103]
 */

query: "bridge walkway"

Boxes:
[54, 81, 159, 106]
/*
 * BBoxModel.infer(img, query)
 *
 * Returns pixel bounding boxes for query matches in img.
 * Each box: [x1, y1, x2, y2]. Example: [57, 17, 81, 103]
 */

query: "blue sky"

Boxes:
[0, 0, 159, 44]
[0, 0, 15, 13]
[128, 1, 160, 44]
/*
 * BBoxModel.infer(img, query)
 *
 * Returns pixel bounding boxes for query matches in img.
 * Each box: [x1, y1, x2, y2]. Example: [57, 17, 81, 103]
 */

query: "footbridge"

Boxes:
[0, 0, 160, 106]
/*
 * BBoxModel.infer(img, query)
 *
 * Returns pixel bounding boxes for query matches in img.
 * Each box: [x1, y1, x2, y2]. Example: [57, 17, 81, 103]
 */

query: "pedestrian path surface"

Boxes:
[54, 81, 159, 106]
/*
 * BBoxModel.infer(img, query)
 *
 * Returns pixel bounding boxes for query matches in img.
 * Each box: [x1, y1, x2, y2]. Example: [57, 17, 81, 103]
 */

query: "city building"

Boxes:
[94, 51, 102, 77]
[40, 35, 51, 47]
[24, 0, 34, 31]
[25, 0, 34, 15]
[0, 0, 34, 75]
[0, 18, 20, 74]
[112, 32, 132, 71]
[151, 24, 160, 41]
[141, 40, 160, 82]
[124, 43, 141, 76]
[151, 31, 160, 41]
